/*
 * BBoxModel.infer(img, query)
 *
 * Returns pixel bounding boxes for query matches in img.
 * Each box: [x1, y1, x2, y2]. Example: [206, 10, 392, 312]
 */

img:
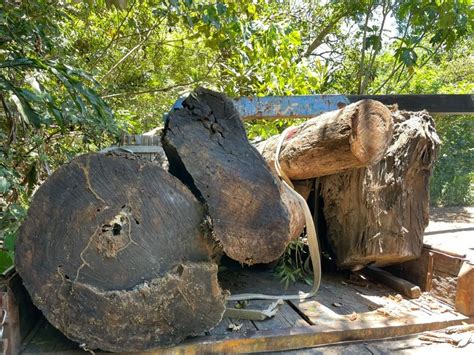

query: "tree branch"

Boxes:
[102, 81, 196, 99]
[398, 40, 445, 92]
[102, 54, 221, 99]
[357, 3, 373, 94]
[101, 22, 159, 81]
[90, 0, 138, 67]
[360, 0, 390, 94]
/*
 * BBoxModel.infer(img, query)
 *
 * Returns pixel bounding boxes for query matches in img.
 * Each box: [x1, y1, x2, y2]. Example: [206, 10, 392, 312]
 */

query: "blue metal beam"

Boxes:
[234, 95, 350, 120]
[171, 94, 473, 120]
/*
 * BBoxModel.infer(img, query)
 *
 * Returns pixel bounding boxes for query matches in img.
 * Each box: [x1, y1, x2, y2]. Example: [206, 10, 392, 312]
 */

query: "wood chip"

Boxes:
[349, 312, 358, 321]
[388, 294, 403, 302]
[376, 308, 392, 317]
[227, 323, 243, 332]
[332, 302, 343, 307]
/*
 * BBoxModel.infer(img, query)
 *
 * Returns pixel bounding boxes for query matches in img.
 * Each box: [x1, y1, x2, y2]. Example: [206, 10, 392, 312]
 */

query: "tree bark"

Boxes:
[318, 111, 440, 269]
[15, 153, 226, 352]
[163, 88, 305, 265]
[256, 99, 393, 180]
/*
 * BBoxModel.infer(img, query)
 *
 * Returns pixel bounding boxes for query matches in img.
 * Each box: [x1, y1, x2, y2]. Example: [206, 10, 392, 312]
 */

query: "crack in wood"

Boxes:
[74, 226, 100, 282]
[114, 213, 138, 255]
[75, 157, 106, 205]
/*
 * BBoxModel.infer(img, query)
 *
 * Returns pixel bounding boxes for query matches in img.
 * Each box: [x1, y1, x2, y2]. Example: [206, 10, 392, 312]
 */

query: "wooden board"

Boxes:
[19, 269, 470, 354]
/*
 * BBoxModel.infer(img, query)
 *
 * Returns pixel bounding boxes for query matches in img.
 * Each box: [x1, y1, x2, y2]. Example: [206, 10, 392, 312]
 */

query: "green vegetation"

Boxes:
[1, 0, 473, 272]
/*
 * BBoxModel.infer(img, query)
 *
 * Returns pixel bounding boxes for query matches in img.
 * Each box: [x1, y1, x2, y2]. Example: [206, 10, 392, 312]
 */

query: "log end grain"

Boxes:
[15, 153, 226, 351]
[349, 99, 394, 166]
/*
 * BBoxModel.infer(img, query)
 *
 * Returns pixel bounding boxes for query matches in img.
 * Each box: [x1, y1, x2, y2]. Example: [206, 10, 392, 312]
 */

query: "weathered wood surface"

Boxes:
[163, 88, 304, 265]
[390, 246, 473, 316]
[256, 99, 393, 179]
[15, 153, 225, 352]
[456, 262, 474, 316]
[20, 270, 470, 354]
[363, 266, 421, 299]
[318, 110, 440, 269]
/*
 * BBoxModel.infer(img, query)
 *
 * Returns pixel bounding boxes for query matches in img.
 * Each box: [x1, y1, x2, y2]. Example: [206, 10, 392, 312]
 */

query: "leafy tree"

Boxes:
[0, 0, 123, 270]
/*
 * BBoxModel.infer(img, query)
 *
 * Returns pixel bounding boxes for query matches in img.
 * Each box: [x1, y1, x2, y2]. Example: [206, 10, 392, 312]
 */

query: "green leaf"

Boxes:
[364, 35, 382, 52]
[288, 30, 302, 45]
[247, 3, 256, 15]
[0, 176, 10, 194]
[396, 47, 418, 66]
[0, 76, 42, 127]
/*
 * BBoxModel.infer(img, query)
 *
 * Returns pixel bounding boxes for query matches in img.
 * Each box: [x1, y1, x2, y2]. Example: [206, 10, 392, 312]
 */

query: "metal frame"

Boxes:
[172, 94, 473, 120]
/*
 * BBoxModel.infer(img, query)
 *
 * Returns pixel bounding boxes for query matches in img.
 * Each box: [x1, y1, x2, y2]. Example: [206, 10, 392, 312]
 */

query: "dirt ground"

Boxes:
[425, 206, 474, 261]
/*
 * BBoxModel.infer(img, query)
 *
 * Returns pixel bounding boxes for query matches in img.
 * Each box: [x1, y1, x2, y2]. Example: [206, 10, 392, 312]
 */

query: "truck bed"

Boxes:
[20, 268, 470, 354]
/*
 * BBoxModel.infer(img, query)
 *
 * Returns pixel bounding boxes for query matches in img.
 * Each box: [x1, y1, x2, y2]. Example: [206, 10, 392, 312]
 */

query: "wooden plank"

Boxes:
[19, 303, 469, 354]
[20, 318, 80, 354]
[143, 313, 470, 354]
[252, 302, 310, 331]
[363, 267, 422, 299]
[456, 262, 474, 316]
[18, 270, 472, 354]
[208, 317, 257, 336]
[292, 273, 439, 323]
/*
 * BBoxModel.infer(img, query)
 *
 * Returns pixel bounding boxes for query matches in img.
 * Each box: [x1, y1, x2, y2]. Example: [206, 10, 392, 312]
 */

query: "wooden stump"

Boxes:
[163, 88, 304, 265]
[15, 153, 225, 352]
[256, 99, 393, 179]
[318, 111, 440, 269]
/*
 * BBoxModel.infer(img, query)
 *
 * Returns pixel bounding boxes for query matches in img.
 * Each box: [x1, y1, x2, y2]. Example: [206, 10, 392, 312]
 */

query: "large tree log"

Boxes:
[318, 111, 440, 269]
[15, 153, 226, 352]
[256, 99, 393, 179]
[163, 88, 305, 265]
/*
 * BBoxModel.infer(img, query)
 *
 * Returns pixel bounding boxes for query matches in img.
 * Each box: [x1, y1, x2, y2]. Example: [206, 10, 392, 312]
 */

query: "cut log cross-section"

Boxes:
[15, 153, 226, 352]
[256, 99, 394, 179]
[163, 88, 305, 265]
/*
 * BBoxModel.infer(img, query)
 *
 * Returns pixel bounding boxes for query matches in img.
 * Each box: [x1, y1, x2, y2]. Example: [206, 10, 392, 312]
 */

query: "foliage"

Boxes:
[431, 115, 473, 206]
[394, 40, 474, 206]
[0, 0, 123, 271]
[275, 238, 313, 289]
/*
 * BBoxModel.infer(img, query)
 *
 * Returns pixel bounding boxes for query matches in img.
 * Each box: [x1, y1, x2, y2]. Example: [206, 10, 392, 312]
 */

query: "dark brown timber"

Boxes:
[15, 153, 226, 352]
[256, 99, 393, 180]
[318, 111, 440, 269]
[163, 88, 304, 265]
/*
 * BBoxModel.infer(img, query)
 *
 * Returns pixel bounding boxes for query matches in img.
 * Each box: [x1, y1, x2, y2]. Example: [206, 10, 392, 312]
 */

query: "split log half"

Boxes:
[318, 111, 440, 269]
[15, 153, 225, 352]
[163, 88, 305, 265]
[256, 99, 393, 180]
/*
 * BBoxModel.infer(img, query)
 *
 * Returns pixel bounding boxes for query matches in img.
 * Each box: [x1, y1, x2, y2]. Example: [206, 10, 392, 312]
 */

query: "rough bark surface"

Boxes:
[163, 88, 304, 265]
[318, 111, 440, 269]
[256, 99, 393, 180]
[15, 153, 225, 352]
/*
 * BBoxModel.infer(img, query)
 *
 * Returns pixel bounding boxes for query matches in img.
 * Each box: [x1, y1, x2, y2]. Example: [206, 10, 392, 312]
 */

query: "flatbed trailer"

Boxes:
[3, 266, 471, 354]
